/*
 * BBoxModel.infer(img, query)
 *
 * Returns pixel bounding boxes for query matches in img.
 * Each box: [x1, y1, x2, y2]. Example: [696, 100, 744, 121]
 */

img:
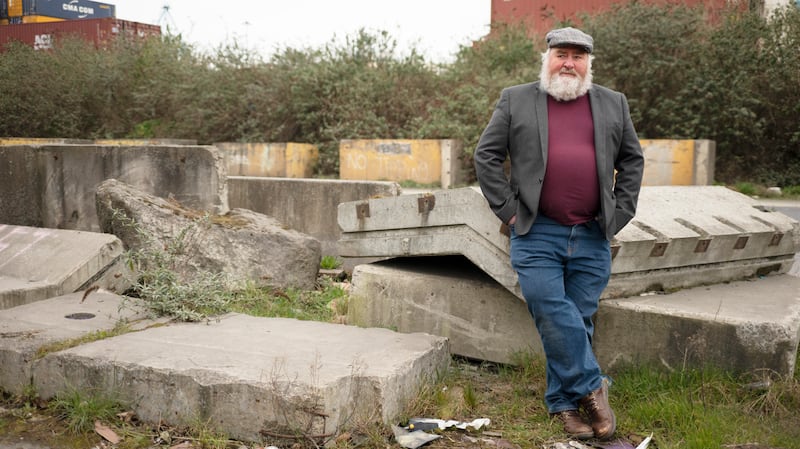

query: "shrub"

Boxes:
[1, 5, 798, 183]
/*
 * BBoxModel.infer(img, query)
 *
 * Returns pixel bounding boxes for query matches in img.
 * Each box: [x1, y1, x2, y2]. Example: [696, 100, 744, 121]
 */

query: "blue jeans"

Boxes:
[510, 213, 611, 413]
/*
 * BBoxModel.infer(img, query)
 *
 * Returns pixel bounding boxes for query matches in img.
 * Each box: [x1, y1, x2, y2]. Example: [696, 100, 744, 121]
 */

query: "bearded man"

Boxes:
[473, 27, 644, 440]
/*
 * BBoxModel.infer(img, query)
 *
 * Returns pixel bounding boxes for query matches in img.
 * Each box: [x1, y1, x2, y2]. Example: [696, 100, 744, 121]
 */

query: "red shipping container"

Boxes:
[0, 17, 161, 51]
[490, 0, 734, 37]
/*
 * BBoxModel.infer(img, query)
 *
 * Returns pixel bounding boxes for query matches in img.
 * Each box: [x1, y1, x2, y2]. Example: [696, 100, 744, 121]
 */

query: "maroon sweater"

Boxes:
[538, 94, 600, 225]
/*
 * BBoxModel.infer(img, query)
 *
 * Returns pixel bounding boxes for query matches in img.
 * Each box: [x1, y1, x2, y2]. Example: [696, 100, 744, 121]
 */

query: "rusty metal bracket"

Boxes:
[356, 202, 370, 219]
[611, 245, 620, 259]
[418, 195, 435, 214]
[650, 242, 668, 257]
[500, 223, 510, 237]
[694, 239, 711, 253]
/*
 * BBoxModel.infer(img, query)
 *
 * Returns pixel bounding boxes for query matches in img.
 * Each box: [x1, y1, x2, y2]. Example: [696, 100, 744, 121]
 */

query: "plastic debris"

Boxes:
[636, 433, 653, 449]
[595, 433, 654, 449]
[392, 425, 441, 449]
[456, 418, 491, 430]
[407, 417, 491, 431]
[396, 417, 492, 448]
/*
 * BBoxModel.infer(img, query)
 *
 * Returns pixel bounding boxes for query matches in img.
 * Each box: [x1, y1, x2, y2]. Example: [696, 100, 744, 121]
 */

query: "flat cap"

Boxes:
[546, 27, 593, 53]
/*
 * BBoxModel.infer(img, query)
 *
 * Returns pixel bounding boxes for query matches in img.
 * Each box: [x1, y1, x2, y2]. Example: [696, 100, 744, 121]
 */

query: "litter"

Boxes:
[394, 417, 492, 448]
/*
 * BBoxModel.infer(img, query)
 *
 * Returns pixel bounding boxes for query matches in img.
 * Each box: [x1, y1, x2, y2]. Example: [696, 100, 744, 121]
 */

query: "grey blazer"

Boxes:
[474, 81, 644, 241]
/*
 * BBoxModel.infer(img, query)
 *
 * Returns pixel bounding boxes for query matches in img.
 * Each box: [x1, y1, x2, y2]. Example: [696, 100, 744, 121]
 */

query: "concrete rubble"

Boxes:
[0, 224, 130, 310]
[339, 186, 800, 299]
[96, 179, 322, 290]
[340, 186, 800, 375]
[0, 143, 228, 232]
[0, 292, 450, 444]
[1, 168, 799, 445]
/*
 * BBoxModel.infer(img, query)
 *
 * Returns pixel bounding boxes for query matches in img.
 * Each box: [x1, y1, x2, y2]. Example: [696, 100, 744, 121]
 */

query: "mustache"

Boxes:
[558, 69, 579, 76]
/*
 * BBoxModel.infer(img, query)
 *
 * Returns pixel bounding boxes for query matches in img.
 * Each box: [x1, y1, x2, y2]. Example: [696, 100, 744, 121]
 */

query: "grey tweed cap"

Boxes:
[545, 27, 594, 53]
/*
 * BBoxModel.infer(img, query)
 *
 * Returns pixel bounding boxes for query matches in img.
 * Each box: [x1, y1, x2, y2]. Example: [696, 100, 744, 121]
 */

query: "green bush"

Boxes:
[0, 3, 798, 183]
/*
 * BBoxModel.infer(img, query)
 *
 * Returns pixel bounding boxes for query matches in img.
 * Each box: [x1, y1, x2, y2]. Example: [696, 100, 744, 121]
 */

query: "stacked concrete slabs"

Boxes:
[339, 186, 799, 299]
[339, 186, 800, 373]
[338, 187, 520, 296]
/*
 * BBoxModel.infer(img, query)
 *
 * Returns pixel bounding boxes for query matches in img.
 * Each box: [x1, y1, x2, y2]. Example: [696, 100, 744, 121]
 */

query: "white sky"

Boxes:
[103, 1, 491, 62]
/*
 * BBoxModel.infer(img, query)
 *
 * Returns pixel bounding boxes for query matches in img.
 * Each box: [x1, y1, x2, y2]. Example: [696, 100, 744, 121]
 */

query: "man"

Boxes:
[473, 27, 644, 440]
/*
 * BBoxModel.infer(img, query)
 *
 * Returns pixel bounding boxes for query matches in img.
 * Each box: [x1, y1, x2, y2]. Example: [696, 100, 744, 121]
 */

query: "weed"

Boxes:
[229, 277, 348, 323]
[462, 382, 478, 411]
[34, 321, 131, 359]
[130, 267, 236, 322]
[109, 207, 241, 322]
[179, 418, 238, 449]
[320, 255, 343, 270]
[48, 388, 124, 434]
[399, 180, 441, 189]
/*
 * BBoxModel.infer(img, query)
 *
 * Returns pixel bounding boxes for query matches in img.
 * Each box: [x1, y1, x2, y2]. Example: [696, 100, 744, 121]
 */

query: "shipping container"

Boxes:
[0, 18, 161, 51]
[22, 0, 115, 20]
[8, 0, 22, 17]
[490, 0, 735, 36]
[1, 0, 114, 21]
[21, 14, 64, 23]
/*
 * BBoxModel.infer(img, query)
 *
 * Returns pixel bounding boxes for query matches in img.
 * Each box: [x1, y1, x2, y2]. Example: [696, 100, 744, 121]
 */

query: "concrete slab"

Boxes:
[31, 313, 450, 444]
[348, 260, 800, 376]
[0, 144, 228, 231]
[0, 291, 152, 395]
[338, 186, 800, 299]
[228, 177, 401, 262]
[0, 225, 131, 309]
[595, 274, 800, 376]
[348, 257, 542, 365]
[339, 187, 520, 296]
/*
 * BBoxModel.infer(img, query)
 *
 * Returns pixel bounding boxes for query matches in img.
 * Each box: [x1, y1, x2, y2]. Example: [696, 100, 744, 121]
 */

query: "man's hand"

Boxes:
[508, 215, 517, 225]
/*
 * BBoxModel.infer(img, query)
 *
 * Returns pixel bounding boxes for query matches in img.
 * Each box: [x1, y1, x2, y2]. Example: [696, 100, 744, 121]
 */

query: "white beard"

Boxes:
[539, 53, 593, 102]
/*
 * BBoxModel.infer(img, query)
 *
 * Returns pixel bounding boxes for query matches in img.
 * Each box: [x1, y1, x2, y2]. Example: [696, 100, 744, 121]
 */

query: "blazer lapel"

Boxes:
[588, 88, 610, 185]
[534, 84, 549, 166]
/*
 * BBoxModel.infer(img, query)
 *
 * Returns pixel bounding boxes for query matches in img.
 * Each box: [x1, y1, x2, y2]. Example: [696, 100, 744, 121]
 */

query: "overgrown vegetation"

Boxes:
[3, 351, 799, 448]
[1, 3, 798, 185]
[116, 208, 349, 323]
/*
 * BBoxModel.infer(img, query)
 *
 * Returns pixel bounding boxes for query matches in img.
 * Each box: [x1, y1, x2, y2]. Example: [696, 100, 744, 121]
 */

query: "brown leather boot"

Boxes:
[551, 409, 594, 440]
[579, 378, 616, 440]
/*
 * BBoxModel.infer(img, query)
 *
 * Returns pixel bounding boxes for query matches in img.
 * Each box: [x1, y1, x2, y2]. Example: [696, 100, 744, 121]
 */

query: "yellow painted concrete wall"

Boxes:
[339, 139, 444, 186]
[217, 142, 318, 178]
[94, 139, 197, 146]
[641, 139, 715, 186]
[0, 138, 91, 145]
[1, 138, 196, 146]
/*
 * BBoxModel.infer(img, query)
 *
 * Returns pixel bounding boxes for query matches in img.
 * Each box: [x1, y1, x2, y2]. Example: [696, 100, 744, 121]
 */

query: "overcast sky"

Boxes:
[103, 0, 491, 62]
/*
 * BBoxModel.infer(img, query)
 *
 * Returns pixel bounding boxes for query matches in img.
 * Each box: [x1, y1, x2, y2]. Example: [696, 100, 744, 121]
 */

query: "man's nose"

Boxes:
[563, 58, 575, 68]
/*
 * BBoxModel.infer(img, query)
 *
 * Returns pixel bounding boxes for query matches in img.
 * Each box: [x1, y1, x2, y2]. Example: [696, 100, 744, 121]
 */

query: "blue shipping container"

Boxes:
[23, 0, 115, 20]
[1, 1, 7, 19]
